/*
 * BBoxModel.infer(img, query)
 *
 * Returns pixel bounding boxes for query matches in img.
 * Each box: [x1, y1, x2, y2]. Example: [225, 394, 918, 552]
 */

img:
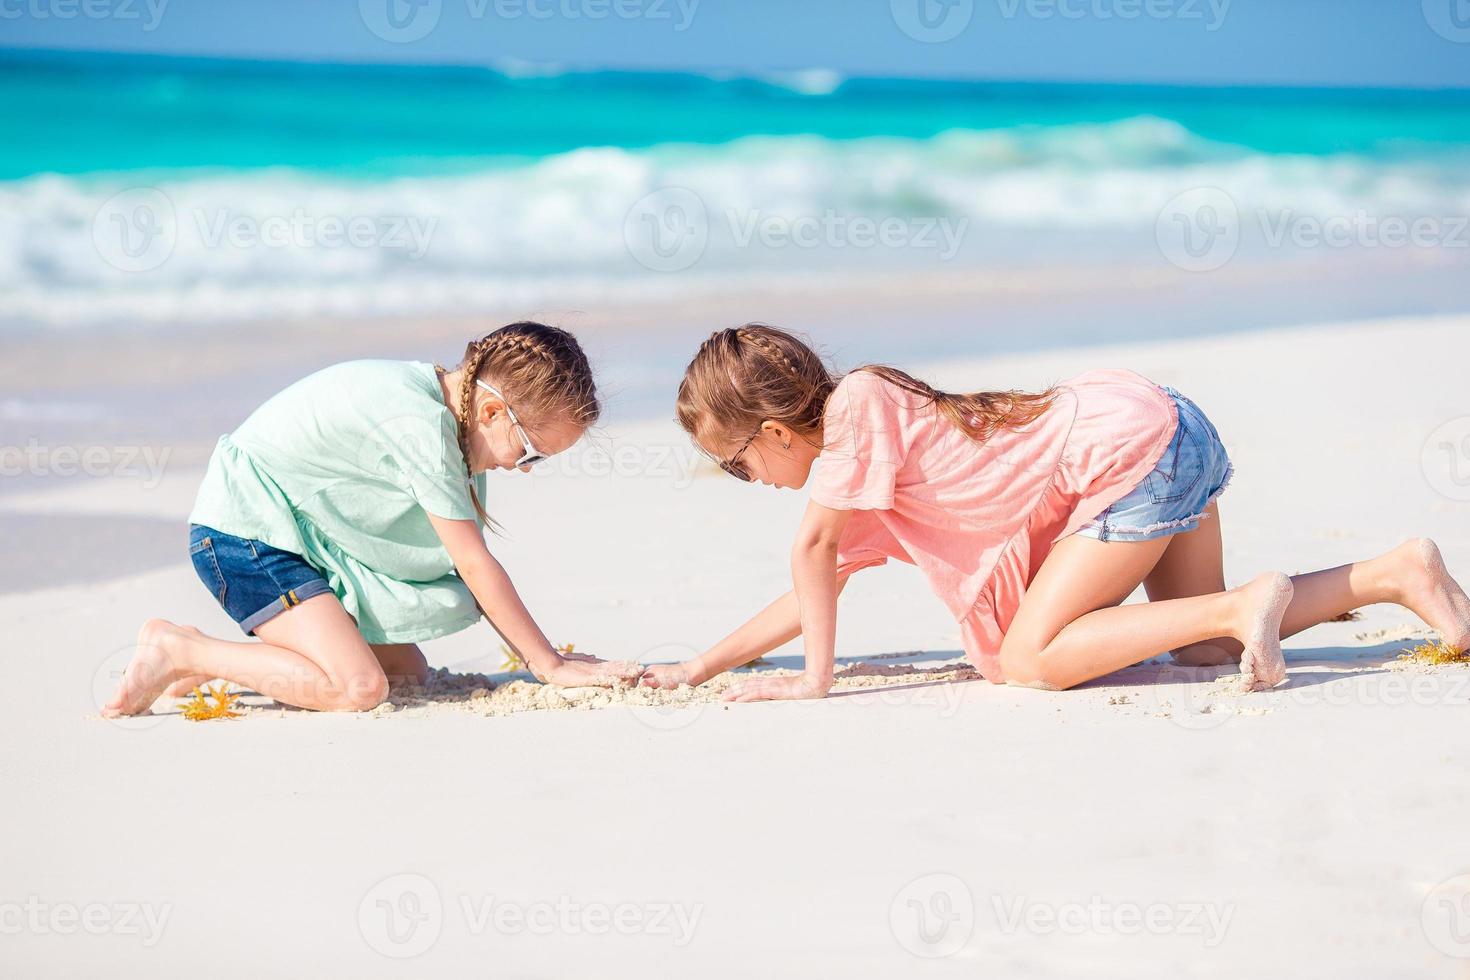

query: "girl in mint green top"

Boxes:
[104, 322, 642, 717]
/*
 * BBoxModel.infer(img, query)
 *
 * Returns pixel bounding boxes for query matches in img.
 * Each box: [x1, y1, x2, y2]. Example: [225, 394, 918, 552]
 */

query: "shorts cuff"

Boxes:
[239, 578, 334, 635]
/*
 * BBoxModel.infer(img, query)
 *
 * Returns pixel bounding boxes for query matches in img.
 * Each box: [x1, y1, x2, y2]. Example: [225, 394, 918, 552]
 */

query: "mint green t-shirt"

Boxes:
[189, 360, 487, 644]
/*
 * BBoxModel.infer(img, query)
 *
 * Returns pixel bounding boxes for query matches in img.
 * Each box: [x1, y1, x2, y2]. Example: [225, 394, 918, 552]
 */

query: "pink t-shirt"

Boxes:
[810, 368, 1178, 683]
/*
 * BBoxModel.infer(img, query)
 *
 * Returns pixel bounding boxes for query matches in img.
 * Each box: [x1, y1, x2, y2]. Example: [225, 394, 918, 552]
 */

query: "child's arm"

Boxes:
[725, 501, 850, 702]
[429, 514, 641, 687]
[640, 575, 854, 688]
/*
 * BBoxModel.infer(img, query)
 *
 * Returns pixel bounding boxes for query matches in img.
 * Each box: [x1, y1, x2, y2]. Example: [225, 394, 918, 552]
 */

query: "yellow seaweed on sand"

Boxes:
[179, 683, 244, 721]
[1398, 640, 1470, 666]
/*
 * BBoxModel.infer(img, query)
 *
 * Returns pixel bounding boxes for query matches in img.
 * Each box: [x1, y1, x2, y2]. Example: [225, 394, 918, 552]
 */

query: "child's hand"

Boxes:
[545, 655, 643, 689]
[639, 663, 692, 689]
[723, 674, 832, 702]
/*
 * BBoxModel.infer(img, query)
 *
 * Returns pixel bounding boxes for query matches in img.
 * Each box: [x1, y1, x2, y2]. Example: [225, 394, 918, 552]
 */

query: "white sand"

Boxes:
[5, 313, 1470, 976]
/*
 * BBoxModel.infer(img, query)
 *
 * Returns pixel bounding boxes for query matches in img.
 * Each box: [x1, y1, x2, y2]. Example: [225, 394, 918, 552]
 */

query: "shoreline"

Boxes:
[5, 248, 1469, 424]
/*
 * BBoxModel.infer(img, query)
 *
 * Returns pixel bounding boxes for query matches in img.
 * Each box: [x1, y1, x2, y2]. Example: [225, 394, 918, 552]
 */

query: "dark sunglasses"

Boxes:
[719, 432, 760, 482]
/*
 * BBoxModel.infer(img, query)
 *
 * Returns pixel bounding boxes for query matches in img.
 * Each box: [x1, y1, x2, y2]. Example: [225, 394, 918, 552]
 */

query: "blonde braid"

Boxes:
[675, 324, 835, 448]
[676, 323, 1055, 453]
[736, 327, 804, 384]
[442, 321, 601, 531]
[439, 338, 493, 528]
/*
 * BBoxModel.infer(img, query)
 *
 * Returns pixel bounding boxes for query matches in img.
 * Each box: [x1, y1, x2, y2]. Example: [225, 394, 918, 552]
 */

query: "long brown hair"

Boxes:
[442, 321, 599, 527]
[676, 323, 1056, 453]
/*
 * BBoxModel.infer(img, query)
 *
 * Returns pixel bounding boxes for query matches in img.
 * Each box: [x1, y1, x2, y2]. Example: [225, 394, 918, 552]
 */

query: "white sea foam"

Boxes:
[756, 68, 846, 96]
[3, 116, 1465, 327]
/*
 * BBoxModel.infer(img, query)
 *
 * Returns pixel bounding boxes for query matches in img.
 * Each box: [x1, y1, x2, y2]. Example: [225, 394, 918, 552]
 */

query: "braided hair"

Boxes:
[675, 323, 1055, 454]
[440, 321, 599, 527]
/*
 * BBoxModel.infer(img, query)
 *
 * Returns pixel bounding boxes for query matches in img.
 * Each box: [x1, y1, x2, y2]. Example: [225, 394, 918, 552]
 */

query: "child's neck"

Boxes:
[437, 366, 463, 416]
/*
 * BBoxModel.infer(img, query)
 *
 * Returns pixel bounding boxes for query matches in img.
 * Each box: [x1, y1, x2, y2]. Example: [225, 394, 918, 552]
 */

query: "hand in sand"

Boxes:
[544, 653, 642, 689]
[639, 663, 692, 689]
[724, 674, 831, 702]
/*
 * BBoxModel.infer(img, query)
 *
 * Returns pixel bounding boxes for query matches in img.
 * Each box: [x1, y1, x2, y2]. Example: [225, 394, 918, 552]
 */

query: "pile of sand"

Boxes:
[358, 658, 982, 718]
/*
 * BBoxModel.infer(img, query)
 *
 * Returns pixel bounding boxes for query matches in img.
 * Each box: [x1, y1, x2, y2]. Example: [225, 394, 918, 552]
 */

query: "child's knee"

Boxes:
[403, 654, 428, 686]
[374, 643, 428, 685]
[999, 643, 1043, 688]
[338, 668, 389, 711]
[999, 636, 1071, 691]
[402, 645, 428, 683]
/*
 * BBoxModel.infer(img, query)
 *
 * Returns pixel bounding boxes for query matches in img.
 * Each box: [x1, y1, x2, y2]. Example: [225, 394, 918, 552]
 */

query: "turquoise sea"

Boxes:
[4, 49, 1470, 328]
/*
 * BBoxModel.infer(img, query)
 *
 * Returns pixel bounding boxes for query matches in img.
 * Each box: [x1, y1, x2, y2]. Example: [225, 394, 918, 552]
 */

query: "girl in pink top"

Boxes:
[641, 325, 1470, 700]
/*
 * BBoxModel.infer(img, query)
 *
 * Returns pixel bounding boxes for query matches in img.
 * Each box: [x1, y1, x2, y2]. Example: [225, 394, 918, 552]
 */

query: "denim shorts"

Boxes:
[1075, 387, 1233, 543]
[189, 524, 334, 635]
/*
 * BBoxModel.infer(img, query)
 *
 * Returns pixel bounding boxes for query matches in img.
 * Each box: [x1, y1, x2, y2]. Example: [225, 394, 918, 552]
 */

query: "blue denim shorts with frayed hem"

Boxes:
[189, 524, 334, 635]
[1074, 387, 1233, 543]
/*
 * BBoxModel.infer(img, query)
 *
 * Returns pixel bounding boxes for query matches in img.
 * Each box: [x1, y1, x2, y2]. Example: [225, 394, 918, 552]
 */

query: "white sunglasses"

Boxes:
[475, 379, 547, 469]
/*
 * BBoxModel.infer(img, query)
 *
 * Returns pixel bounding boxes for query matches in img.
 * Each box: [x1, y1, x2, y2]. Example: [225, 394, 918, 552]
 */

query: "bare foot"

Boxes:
[102, 619, 201, 717]
[1391, 538, 1470, 653]
[1236, 572, 1293, 691]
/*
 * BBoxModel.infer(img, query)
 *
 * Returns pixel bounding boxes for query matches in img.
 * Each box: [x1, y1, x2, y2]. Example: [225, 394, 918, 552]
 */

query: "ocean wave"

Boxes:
[755, 69, 847, 96]
[3, 116, 1467, 327]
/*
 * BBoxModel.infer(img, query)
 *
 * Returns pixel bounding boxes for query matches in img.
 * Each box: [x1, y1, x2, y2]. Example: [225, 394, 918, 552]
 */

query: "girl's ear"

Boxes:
[478, 396, 503, 425]
[760, 420, 793, 450]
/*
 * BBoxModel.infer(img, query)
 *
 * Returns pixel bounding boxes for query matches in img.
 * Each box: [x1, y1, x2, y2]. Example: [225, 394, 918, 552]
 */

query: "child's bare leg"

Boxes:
[372, 643, 428, 687]
[1142, 501, 1244, 666]
[156, 642, 424, 700]
[999, 533, 1292, 691]
[1276, 538, 1470, 650]
[1147, 506, 1470, 656]
[162, 668, 215, 698]
[104, 595, 389, 716]
[156, 643, 423, 700]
